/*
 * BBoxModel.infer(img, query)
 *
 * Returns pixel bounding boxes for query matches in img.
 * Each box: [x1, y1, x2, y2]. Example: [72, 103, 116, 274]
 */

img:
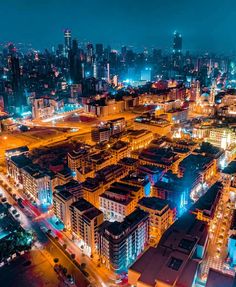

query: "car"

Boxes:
[1, 197, 7, 203]
[54, 264, 61, 273]
[23, 260, 31, 267]
[66, 275, 74, 285]
[40, 226, 48, 233]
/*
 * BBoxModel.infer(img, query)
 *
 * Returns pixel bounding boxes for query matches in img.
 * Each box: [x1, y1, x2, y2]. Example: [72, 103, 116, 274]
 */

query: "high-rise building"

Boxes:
[69, 49, 83, 83]
[70, 198, 104, 255]
[64, 29, 72, 56]
[173, 31, 182, 54]
[98, 208, 149, 272]
[8, 56, 26, 112]
[53, 189, 75, 228]
[22, 164, 53, 205]
[96, 44, 103, 59]
[87, 43, 94, 63]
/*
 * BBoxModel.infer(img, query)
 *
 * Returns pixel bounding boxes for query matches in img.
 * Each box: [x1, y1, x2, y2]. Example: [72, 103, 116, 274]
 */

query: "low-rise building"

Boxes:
[99, 181, 142, 222]
[179, 153, 217, 184]
[123, 129, 154, 151]
[110, 141, 131, 162]
[82, 178, 103, 209]
[134, 116, 171, 136]
[118, 157, 139, 172]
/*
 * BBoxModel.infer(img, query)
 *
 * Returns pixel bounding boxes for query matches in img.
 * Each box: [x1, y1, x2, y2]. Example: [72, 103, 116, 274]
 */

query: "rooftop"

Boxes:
[205, 269, 235, 287]
[55, 189, 73, 201]
[104, 208, 149, 237]
[194, 142, 224, 158]
[10, 154, 32, 168]
[179, 154, 213, 172]
[5, 145, 29, 155]
[222, 160, 236, 175]
[111, 140, 129, 151]
[71, 198, 94, 212]
[139, 164, 165, 174]
[138, 197, 170, 212]
[84, 208, 103, 221]
[139, 147, 179, 166]
[129, 213, 208, 287]
[23, 164, 47, 179]
[190, 182, 223, 218]
[118, 157, 139, 166]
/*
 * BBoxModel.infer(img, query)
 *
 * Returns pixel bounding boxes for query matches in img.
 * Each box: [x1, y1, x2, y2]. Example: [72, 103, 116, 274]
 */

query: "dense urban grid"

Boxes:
[1, 27, 236, 287]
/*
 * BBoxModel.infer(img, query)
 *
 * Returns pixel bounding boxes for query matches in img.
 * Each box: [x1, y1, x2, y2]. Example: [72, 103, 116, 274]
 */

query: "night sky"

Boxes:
[1, 0, 236, 52]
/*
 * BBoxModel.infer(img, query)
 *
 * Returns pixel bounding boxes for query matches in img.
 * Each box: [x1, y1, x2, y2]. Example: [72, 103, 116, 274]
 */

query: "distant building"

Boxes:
[123, 129, 153, 151]
[91, 127, 111, 143]
[134, 116, 171, 136]
[110, 141, 131, 162]
[64, 29, 72, 56]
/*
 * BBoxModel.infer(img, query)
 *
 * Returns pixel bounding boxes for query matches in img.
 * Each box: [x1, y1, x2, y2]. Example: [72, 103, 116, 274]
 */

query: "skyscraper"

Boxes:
[69, 49, 83, 84]
[9, 56, 26, 112]
[64, 29, 72, 56]
[95, 44, 103, 59]
[173, 31, 182, 54]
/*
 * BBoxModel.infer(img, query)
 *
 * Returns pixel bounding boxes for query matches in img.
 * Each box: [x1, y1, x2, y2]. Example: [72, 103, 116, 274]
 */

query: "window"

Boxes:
[168, 257, 183, 271]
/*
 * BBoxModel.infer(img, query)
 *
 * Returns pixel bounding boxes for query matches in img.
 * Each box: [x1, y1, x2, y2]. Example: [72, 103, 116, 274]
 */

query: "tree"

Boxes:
[81, 263, 86, 270]
[53, 258, 59, 263]
[62, 267, 67, 275]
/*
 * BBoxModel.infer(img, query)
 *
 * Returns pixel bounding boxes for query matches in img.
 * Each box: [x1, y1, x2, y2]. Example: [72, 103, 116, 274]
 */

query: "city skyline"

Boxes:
[1, 0, 236, 53]
[1, 1, 236, 286]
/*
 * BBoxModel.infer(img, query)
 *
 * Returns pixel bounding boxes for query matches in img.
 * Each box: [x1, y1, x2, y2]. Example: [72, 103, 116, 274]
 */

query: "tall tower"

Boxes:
[107, 63, 110, 83]
[196, 80, 201, 103]
[64, 29, 72, 56]
[9, 56, 25, 112]
[173, 31, 182, 54]
[209, 81, 216, 105]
